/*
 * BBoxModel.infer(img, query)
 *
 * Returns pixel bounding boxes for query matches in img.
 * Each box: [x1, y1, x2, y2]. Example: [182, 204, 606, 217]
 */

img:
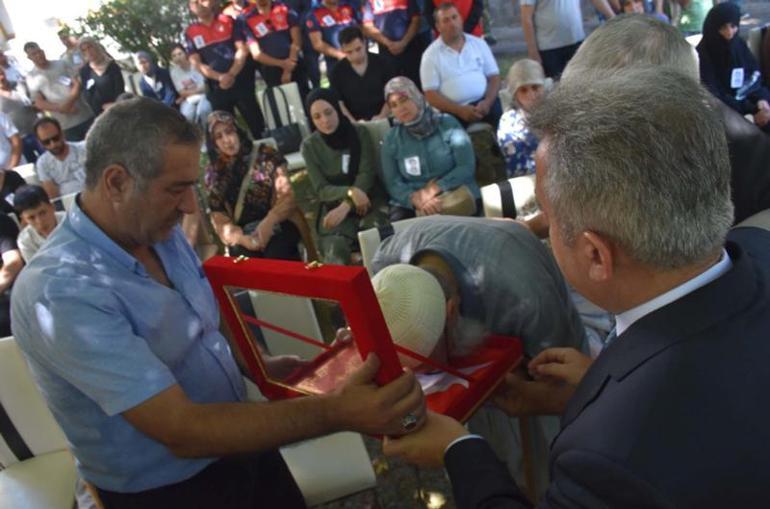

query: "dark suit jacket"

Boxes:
[445, 227, 770, 509]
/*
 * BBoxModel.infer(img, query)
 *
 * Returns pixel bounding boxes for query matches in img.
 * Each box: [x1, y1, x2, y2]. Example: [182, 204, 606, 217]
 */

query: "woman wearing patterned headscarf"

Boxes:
[301, 87, 387, 265]
[697, 3, 770, 130]
[380, 76, 479, 221]
[135, 51, 178, 108]
[78, 36, 124, 114]
[203, 110, 314, 260]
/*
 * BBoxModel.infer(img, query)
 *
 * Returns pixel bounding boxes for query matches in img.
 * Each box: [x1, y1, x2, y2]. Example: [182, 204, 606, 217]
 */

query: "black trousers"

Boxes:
[207, 65, 266, 139]
[539, 40, 582, 79]
[377, 35, 427, 89]
[454, 97, 503, 128]
[0, 291, 10, 337]
[96, 450, 306, 509]
[259, 62, 310, 102]
[228, 220, 302, 261]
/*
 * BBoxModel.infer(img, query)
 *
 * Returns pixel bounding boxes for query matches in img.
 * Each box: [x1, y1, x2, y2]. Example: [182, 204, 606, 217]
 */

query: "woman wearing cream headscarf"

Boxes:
[78, 36, 124, 114]
[380, 76, 478, 221]
[497, 58, 547, 177]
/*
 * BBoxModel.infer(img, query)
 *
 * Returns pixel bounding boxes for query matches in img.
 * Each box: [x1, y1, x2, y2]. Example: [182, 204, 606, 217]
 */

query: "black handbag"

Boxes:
[261, 86, 303, 154]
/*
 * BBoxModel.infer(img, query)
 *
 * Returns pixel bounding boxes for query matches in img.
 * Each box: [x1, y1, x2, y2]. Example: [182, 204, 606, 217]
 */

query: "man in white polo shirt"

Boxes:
[419, 2, 501, 126]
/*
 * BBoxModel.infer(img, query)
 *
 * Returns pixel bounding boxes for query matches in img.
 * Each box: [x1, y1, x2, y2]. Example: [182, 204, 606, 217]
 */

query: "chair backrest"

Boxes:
[253, 137, 279, 151]
[357, 118, 391, 147]
[734, 208, 770, 231]
[251, 136, 308, 170]
[51, 192, 77, 212]
[747, 24, 768, 61]
[467, 122, 507, 188]
[747, 24, 770, 87]
[280, 432, 376, 506]
[499, 88, 513, 112]
[13, 163, 38, 186]
[480, 175, 539, 220]
[356, 118, 391, 172]
[357, 217, 428, 275]
[257, 83, 310, 138]
[0, 336, 68, 468]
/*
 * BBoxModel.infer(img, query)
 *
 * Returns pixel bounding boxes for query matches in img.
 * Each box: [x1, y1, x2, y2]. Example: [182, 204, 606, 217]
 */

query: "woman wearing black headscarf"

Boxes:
[301, 88, 387, 265]
[697, 2, 770, 130]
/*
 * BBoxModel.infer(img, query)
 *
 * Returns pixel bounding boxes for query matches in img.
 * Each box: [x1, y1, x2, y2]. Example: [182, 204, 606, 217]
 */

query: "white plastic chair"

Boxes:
[12, 163, 38, 186]
[0, 336, 77, 509]
[357, 118, 391, 147]
[51, 192, 78, 212]
[280, 432, 376, 506]
[357, 217, 427, 275]
[257, 82, 309, 171]
[480, 175, 539, 220]
[734, 208, 770, 231]
[499, 88, 513, 111]
[747, 24, 769, 60]
[357, 118, 391, 172]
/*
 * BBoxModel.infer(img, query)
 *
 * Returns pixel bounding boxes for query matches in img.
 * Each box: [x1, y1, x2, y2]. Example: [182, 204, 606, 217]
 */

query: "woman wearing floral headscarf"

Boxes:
[78, 36, 124, 114]
[135, 51, 178, 108]
[380, 76, 478, 221]
[204, 111, 313, 260]
[301, 87, 387, 265]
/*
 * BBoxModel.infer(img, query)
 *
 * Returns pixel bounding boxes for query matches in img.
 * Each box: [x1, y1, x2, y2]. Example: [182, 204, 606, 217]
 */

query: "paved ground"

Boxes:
[313, 437, 455, 509]
[314, 3, 770, 507]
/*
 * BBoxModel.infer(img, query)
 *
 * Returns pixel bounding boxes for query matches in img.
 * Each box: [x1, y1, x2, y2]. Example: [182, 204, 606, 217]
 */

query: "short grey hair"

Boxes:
[528, 68, 733, 269]
[84, 97, 201, 189]
[561, 14, 699, 81]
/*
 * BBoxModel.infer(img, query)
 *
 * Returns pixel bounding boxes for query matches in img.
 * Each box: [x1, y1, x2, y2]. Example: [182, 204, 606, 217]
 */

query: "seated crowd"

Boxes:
[3, 0, 770, 507]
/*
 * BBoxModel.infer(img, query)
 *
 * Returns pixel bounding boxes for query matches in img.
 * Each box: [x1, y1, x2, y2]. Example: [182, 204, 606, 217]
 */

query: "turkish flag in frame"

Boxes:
[203, 256, 523, 423]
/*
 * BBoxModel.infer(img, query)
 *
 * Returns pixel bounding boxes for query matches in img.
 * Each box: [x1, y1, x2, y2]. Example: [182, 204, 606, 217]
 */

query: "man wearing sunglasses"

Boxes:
[33, 117, 86, 200]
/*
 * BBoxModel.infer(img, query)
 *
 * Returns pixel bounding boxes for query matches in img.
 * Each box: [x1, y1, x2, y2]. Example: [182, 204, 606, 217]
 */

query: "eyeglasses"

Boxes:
[39, 133, 62, 146]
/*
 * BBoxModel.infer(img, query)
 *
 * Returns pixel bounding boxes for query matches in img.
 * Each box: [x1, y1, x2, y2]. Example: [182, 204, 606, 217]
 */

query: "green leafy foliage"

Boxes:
[77, 0, 194, 66]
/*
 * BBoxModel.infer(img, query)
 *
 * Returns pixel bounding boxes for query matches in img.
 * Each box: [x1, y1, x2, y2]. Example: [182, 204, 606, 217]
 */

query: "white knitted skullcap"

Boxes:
[371, 264, 446, 368]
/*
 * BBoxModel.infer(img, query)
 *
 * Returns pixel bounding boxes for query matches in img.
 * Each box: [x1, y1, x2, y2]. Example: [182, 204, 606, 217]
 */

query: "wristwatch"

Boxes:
[347, 187, 354, 199]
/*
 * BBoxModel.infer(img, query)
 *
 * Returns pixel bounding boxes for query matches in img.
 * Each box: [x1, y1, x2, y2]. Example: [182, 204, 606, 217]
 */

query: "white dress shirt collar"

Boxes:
[615, 249, 732, 336]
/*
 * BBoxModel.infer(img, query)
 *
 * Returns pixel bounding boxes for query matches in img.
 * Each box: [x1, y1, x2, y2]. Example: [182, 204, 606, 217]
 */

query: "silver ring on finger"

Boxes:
[400, 412, 419, 432]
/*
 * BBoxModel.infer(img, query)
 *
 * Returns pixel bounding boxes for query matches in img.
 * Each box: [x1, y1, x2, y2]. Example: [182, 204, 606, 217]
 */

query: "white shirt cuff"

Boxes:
[444, 434, 485, 456]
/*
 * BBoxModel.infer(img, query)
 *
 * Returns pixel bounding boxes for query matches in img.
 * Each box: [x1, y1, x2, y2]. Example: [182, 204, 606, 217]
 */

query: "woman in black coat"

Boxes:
[78, 36, 125, 115]
[697, 2, 770, 131]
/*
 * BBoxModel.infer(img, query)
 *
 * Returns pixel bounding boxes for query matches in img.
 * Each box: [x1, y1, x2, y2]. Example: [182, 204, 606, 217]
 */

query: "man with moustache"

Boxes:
[419, 2, 501, 126]
[11, 98, 425, 508]
[383, 66, 770, 508]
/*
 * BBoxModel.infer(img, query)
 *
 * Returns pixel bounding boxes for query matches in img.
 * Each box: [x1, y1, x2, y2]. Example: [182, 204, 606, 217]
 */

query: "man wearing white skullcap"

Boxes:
[371, 215, 585, 494]
[371, 264, 447, 368]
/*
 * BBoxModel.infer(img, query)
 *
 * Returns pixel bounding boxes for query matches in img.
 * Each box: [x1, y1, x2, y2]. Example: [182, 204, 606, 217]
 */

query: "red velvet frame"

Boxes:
[204, 256, 523, 422]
